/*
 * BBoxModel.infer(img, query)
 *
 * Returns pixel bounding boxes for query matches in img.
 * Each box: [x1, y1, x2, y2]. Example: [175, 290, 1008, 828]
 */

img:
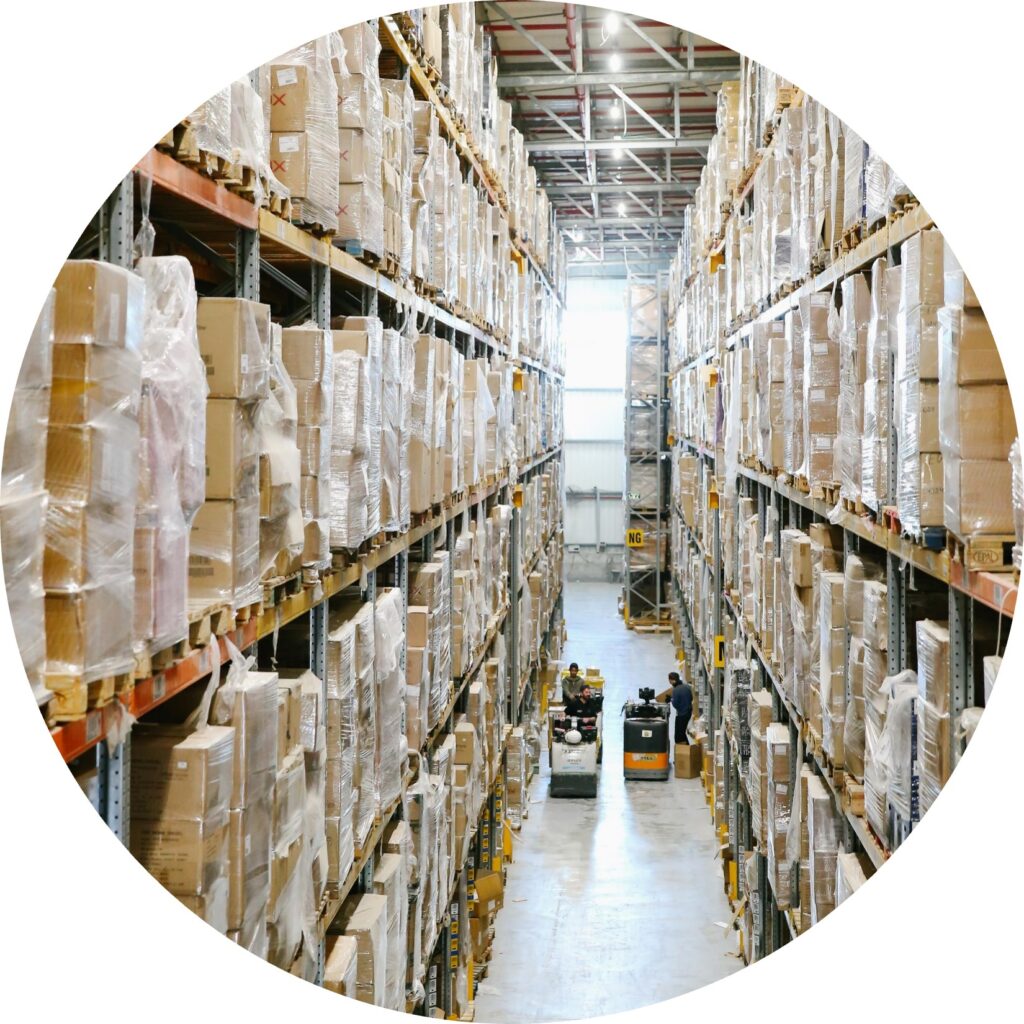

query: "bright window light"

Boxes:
[609, 52, 622, 72]
[605, 12, 621, 34]
[611, 146, 623, 159]
[617, 202, 626, 216]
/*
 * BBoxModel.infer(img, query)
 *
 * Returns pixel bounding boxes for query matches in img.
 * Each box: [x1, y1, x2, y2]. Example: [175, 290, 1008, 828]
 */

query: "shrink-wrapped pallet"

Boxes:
[46, 261, 144, 683]
[268, 33, 341, 233]
[2, 290, 53, 696]
[374, 588, 407, 811]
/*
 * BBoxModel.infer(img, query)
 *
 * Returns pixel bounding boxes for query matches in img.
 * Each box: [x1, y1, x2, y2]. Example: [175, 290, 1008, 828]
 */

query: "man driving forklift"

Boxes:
[564, 683, 600, 720]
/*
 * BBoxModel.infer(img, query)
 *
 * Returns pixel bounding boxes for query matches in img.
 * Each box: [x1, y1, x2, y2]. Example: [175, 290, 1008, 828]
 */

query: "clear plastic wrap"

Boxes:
[188, 494, 260, 613]
[783, 306, 805, 478]
[807, 773, 839, 924]
[280, 323, 332, 569]
[186, 87, 232, 163]
[45, 262, 144, 682]
[255, 354, 302, 582]
[344, 599, 379, 850]
[379, 328, 403, 532]
[229, 78, 273, 208]
[1012, 439, 1024, 569]
[835, 850, 868, 906]
[323, 934, 358, 995]
[800, 292, 837, 486]
[326, 619, 357, 886]
[209, 654, 277, 953]
[842, 128, 866, 231]
[328, 349, 370, 550]
[374, 587, 407, 811]
[269, 34, 340, 233]
[4, 288, 53, 500]
[838, 274, 870, 501]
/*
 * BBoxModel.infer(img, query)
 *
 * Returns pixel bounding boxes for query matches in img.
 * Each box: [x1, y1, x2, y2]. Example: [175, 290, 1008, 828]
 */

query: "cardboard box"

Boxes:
[205, 399, 259, 500]
[944, 457, 1013, 535]
[338, 128, 368, 182]
[674, 742, 702, 779]
[453, 722, 477, 766]
[45, 424, 137, 505]
[132, 724, 235, 820]
[940, 308, 1004, 384]
[940, 383, 1015, 461]
[188, 497, 259, 608]
[269, 64, 311, 132]
[281, 325, 327, 382]
[342, 892, 388, 1004]
[323, 935, 359, 996]
[45, 575, 134, 678]
[271, 132, 310, 198]
[130, 815, 229, 895]
[54, 259, 144, 348]
[197, 298, 270, 400]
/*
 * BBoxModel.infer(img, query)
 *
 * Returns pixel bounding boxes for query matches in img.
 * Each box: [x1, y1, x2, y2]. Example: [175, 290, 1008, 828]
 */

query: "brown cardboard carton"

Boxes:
[281, 326, 327, 382]
[944, 456, 1015, 535]
[196, 298, 270, 400]
[453, 722, 477, 766]
[269, 64, 312, 132]
[674, 742, 702, 779]
[205, 399, 259, 500]
[132, 724, 235, 820]
[45, 424, 137, 505]
[941, 383, 1015, 461]
[54, 260, 144, 348]
[188, 497, 259, 608]
[270, 132, 310, 198]
[44, 575, 134, 679]
[323, 935, 359, 995]
[941, 308, 1004, 384]
[342, 892, 388, 1003]
[130, 814, 229, 895]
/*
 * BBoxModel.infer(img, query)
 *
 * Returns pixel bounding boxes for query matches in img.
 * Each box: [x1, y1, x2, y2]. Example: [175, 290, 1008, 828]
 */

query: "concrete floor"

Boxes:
[475, 582, 742, 1023]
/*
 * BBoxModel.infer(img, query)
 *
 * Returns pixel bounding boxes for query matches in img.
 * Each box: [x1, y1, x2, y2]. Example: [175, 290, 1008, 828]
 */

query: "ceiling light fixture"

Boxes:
[617, 202, 626, 217]
[609, 52, 622, 72]
[604, 12, 621, 34]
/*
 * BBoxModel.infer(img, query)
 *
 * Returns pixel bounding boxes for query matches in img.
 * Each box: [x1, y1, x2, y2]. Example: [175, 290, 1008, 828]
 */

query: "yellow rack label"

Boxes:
[626, 528, 644, 548]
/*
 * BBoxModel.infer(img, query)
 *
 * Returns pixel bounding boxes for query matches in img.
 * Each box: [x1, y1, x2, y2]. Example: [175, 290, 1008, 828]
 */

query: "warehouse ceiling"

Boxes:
[481, 2, 740, 275]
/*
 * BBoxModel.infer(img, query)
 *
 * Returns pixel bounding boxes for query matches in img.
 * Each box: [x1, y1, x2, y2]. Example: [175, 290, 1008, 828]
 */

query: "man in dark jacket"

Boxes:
[667, 671, 693, 744]
[565, 684, 599, 721]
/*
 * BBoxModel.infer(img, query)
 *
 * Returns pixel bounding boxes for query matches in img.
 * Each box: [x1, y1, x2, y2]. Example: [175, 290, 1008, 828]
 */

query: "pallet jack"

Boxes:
[622, 687, 671, 781]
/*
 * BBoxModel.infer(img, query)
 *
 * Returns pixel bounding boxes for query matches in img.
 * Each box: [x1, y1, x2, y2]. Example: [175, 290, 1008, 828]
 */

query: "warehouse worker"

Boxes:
[565, 684, 599, 721]
[667, 671, 693, 745]
[562, 662, 584, 703]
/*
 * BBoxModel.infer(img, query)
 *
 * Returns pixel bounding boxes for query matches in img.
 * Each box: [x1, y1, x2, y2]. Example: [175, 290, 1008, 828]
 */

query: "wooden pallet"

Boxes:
[133, 633, 190, 681]
[44, 671, 133, 725]
[839, 221, 867, 253]
[881, 505, 901, 534]
[811, 480, 840, 505]
[260, 570, 304, 610]
[841, 495, 866, 516]
[188, 603, 236, 649]
[946, 532, 1016, 573]
[842, 778, 865, 818]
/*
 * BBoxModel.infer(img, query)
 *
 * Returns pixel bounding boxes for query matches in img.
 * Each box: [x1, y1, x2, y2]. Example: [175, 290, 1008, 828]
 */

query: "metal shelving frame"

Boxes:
[48, 16, 569, 1014]
[668, 207, 1016, 964]
[624, 272, 670, 626]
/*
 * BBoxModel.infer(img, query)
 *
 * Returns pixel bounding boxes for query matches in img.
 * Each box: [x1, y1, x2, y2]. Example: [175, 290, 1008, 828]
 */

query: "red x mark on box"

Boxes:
[271, 160, 286, 173]
[271, 94, 285, 106]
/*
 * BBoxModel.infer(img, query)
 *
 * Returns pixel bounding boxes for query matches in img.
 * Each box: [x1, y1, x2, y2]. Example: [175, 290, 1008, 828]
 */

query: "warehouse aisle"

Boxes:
[475, 582, 741, 1023]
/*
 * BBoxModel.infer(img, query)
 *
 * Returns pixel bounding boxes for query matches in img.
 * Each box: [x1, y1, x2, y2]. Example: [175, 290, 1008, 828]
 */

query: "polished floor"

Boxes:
[475, 582, 742, 1023]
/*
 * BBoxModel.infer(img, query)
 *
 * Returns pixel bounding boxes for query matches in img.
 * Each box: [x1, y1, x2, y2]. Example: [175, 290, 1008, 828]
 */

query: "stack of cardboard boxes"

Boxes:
[335, 23, 384, 257]
[1, 288, 52, 700]
[132, 723, 235, 935]
[134, 256, 206, 657]
[191, 297, 269, 614]
[46, 262, 143, 690]
[939, 243, 1015, 539]
[897, 230, 945, 535]
[256, 331, 303, 580]
[281, 324, 332, 568]
[268, 35, 340, 234]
